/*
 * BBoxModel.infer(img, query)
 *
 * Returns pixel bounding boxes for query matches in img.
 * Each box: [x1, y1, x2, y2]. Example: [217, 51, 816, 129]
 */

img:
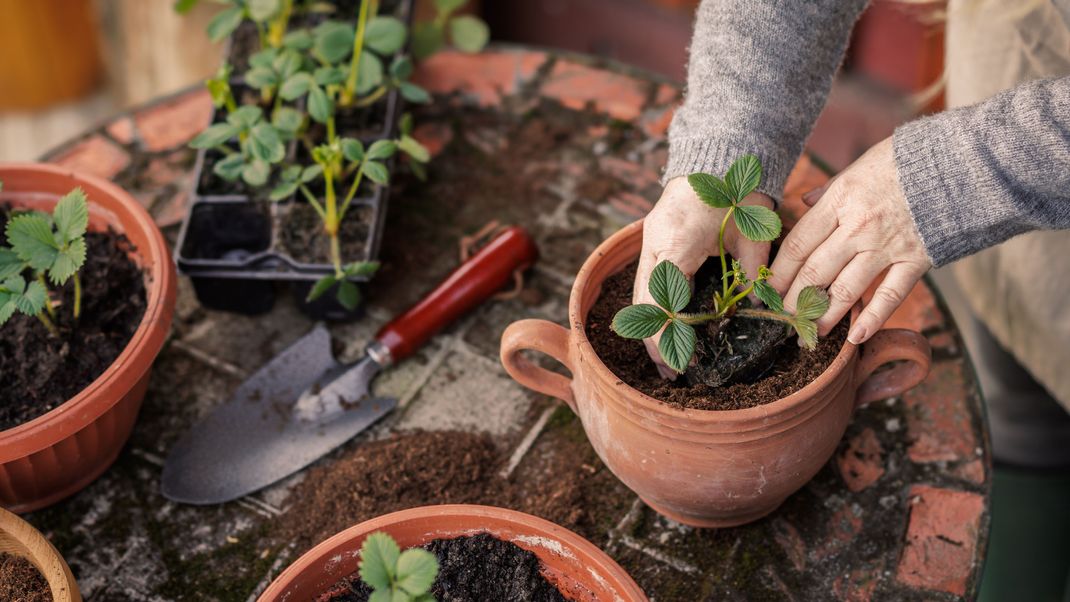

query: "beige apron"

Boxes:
[946, 0, 1070, 410]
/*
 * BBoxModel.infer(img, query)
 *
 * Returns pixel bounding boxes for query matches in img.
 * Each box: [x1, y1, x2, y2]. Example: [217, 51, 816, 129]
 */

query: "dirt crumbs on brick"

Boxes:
[586, 261, 847, 411]
[0, 552, 51, 602]
[277, 428, 631, 552]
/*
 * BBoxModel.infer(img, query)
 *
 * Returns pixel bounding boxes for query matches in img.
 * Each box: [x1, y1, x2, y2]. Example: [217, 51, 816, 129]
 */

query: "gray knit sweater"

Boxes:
[666, 0, 1070, 267]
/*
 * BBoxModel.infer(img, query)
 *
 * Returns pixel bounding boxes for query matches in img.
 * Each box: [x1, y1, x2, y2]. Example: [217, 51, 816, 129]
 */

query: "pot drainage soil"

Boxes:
[0, 552, 50, 602]
[586, 260, 847, 411]
[277, 427, 630, 552]
[0, 205, 147, 430]
[317, 533, 569, 602]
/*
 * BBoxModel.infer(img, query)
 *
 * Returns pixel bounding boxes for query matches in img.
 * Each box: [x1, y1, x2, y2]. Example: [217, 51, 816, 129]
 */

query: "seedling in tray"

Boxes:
[612, 155, 830, 374]
[0, 184, 89, 336]
[359, 531, 439, 602]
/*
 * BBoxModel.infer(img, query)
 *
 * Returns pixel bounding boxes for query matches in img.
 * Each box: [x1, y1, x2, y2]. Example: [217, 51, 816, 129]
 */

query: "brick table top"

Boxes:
[30, 46, 990, 601]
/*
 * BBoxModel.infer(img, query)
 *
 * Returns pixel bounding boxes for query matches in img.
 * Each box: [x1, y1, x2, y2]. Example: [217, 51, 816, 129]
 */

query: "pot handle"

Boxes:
[854, 329, 932, 409]
[500, 319, 576, 411]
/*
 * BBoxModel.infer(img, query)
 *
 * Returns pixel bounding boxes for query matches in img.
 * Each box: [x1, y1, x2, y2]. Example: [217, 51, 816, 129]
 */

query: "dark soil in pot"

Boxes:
[586, 260, 847, 411]
[317, 533, 570, 602]
[0, 552, 50, 602]
[277, 427, 630, 552]
[278, 201, 373, 264]
[0, 205, 147, 430]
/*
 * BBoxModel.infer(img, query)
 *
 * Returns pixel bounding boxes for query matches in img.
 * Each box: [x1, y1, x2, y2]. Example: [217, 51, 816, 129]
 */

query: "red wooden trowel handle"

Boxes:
[374, 226, 539, 363]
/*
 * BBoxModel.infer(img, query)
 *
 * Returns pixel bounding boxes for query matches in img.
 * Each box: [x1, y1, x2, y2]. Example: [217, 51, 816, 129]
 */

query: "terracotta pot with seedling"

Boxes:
[260, 505, 647, 602]
[501, 156, 932, 527]
[0, 164, 176, 512]
[174, 0, 489, 319]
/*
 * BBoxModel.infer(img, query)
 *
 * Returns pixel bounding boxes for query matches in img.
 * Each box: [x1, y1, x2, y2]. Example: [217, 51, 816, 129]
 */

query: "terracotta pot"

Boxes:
[259, 505, 647, 602]
[0, 507, 80, 601]
[500, 220, 931, 528]
[0, 163, 177, 512]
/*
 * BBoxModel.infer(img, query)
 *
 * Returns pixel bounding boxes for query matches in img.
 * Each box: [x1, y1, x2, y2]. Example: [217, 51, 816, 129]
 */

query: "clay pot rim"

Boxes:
[260, 504, 648, 602]
[0, 506, 81, 601]
[570, 218, 859, 423]
[0, 162, 175, 460]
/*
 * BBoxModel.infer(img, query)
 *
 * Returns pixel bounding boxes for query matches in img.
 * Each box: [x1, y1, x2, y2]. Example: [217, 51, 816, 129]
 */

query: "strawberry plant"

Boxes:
[177, 0, 302, 50]
[412, 0, 490, 59]
[0, 186, 90, 336]
[189, 104, 292, 187]
[359, 531, 438, 602]
[612, 155, 830, 374]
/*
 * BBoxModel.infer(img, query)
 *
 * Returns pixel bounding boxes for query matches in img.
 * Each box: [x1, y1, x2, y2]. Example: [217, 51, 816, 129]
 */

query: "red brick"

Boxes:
[864, 278, 943, 333]
[608, 191, 655, 219]
[952, 459, 986, 485]
[897, 485, 984, 596]
[653, 83, 680, 106]
[144, 156, 188, 189]
[772, 519, 807, 572]
[152, 190, 190, 229]
[904, 360, 976, 464]
[640, 105, 675, 139]
[837, 427, 885, 492]
[927, 331, 957, 353]
[540, 60, 649, 121]
[833, 561, 883, 602]
[50, 135, 131, 180]
[413, 50, 545, 107]
[106, 117, 135, 145]
[599, 156, 660, 190]
[135, 89, 212, 152]
[412, 122, 454, 159]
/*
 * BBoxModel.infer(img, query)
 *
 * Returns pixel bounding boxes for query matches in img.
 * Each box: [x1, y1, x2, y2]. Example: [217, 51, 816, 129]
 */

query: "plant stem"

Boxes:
[36, 312, 58, 337]
[720, 283, 754, 315]
[353, 85, 388, 108]
[718, 206, 734, 298]
[73, 273, 82, 319]
[736, 308, 795, 325]
[267, 0, 293, 47]
[37, 273, 55, 319]
[677, 312, 719, 325]
[323, 168, 344, 276]
[255, 20, 268, 50]
[299, 185, 327, 219]
[327, 116, 337, 143]
[339, 167, 365, 219]
[341, 0, 372, 106]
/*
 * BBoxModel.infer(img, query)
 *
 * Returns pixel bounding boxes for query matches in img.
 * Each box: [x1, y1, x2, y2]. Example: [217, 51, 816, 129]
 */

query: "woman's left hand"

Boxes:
[767, 137, 933, 345]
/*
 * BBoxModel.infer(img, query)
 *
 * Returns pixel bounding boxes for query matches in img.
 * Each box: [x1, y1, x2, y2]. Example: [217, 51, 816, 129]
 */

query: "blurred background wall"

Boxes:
[0, 0, 942, 168]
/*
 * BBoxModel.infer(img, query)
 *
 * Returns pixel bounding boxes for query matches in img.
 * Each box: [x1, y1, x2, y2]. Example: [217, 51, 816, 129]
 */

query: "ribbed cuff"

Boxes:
[663, 137, 797, 207]
[893, 116, 966, 268]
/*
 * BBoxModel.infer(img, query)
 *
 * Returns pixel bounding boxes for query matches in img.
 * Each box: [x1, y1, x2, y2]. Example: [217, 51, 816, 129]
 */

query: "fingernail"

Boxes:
[848, 324, 868, 345]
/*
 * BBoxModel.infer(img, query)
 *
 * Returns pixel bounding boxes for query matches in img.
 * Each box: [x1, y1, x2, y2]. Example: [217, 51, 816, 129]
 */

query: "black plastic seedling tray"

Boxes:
[174, 0, 410, 320]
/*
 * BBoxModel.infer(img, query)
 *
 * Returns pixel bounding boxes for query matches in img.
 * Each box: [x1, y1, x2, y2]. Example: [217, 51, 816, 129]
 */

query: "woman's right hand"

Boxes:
[633, 177, 774, 379]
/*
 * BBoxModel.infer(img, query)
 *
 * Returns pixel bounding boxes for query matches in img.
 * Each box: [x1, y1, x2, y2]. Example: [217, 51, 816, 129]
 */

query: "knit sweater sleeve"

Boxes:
[665, 0, 869, 200]
[894, 76, 1070, 267]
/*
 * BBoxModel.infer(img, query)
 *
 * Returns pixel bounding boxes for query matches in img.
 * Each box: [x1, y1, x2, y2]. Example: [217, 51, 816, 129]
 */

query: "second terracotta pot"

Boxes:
[259, 505, 647, 601]
[0, 164, 177, 512]
[501, 220, 931, 528]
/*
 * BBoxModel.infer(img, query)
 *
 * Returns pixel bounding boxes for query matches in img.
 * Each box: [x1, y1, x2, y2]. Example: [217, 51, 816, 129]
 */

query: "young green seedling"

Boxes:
[0, 187, 90, 335]
[359, 531, 438, 602]
[611, 155, 830, 374]
[412, 0, 490, 59]
[190, 105, 291, 187]
[179, 0, 297, 50]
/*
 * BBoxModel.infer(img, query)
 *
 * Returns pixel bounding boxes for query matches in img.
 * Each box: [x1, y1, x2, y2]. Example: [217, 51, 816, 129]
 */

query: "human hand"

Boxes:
[767, 137, 932, 346]
[634, 176, 774, 378]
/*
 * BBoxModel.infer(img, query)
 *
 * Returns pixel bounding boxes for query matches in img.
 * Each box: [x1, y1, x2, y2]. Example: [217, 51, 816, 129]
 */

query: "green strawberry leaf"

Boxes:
[307, 84, 333, 124]
[793, 317, 819, 350]
[53, 188, 89, 243]
[611, 304, 669, 339]
[306, 275, 337, 301]
[687, 173, 733, 208]
[341, 138, 365, 162]
[359, 532, 400, 591]
[395, 548, 438, 596]
[213, 153, 245, 181]
[356, 53, 384, 95]
[343, 261, 380, 277]
[753, 280, 783, 312]
[658, 319, 697, 374]
[365, 16, 407, 55]
[190, 123, 240, 149]
[733, 204, 781, 242]
[249, 123, 286, 163]
[794, 285, 830, 321]
[7, 214, 58, 271]
[49, 238, 86, 285]
[0, 248, 27, 280]
[366, 140, 397, 160]
[314, 21, 355, 64]
[206, 6, 244, 42]
[448, 15, 489, 53]
[648, 260, 690, 313]
[397, 135, 430, 163]
[725, 153, 762, 201]
[336, 280, 361, 310]
[361, 160, 389, 184]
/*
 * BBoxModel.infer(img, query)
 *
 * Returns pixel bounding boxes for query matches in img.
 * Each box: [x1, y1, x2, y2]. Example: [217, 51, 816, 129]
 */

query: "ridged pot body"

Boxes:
[259, 505, 648, 602]
[501, 220, 931, 527]
[0, 164, 176, 512]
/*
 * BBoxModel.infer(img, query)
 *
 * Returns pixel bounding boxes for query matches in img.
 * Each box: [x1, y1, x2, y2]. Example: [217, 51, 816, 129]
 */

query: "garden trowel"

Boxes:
[161, 226, 538, 505]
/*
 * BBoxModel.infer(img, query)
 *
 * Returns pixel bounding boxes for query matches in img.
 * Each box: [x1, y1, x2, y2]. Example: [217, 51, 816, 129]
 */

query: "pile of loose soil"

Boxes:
[318, 534, 569, 602]
[586, 261, 847, 411]
[0, 552, 51, 602]
[0, 206, 147, 430]
[277, 427, 629, 552]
